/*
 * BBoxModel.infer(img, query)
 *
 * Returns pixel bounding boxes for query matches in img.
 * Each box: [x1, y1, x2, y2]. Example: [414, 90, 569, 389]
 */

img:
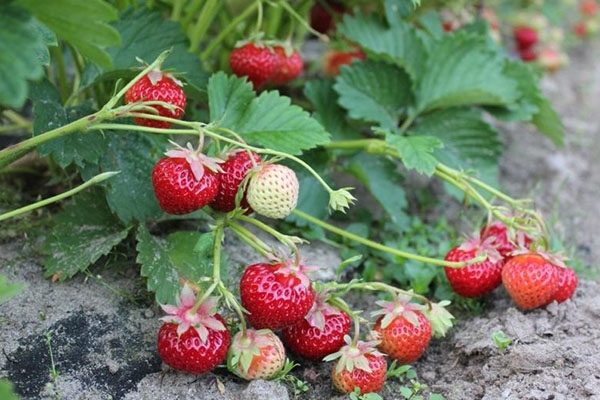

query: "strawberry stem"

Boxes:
[292, 209, 485, 268]
[227, 220, 273, 258]
[236, 214, 305, 251]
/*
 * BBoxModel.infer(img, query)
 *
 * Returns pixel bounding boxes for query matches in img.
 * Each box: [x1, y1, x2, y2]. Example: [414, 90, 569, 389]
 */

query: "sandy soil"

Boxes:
[1, 37, 600, 400]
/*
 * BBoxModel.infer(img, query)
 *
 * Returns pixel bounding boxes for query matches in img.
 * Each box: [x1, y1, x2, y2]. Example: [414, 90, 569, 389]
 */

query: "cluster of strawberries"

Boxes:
[229, 42, 304, 89]
[157, 256, 437, 395]
[573, 0, 600, 38]
[444, 220, 578, 310]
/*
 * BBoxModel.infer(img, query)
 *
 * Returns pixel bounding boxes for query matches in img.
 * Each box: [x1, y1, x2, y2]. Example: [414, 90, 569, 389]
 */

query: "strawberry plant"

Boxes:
[0, 0, 585, 397]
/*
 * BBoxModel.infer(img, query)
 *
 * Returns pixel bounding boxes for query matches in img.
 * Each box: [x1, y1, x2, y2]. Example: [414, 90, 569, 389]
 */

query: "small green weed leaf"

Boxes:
[208, 72, 329, 154]
[385, 133, 443, 176]
[40, 189, 131, 280]
[531, 96, 564, 146]
[344, 153, 409, 224]
[334, 59, 413, 130]
[0, 4, 51, 108]
[492, 330, 512, 350]
[30, 79, 107, 168]
[0, 275, 24, 306]
[338, 14, 426, 82]
[416, 31, 519, 113]
[0, 380, 19, 400]
[304, 79, 361, 141]
[18, 0, 120, 70]
[80, 130, 167, 223]
[409, 108, 502, 187]
[136, 225, 214, 304]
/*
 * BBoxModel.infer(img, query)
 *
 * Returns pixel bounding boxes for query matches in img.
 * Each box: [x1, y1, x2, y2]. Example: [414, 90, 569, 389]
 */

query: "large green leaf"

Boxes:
[334, 59, 413, 130]
[531, 97, 564, 147]
[40, 189, 131, 281]
[409, 108, 503, 186]
[30, 79, 107, 168]
[338, 14, 426, 82]
[344, 153, 409, 224]
[82, 7, 208, 92]
[136, 225, 214, 304]
[17, 0, 120, 70]
[385, 132, 443, 176]
[80, 130, 167, 223]
[304, 79, 361, 142]
[208, 72, 329, 154]
[0, 4, 53, 108]
[416, 31, 519, 113]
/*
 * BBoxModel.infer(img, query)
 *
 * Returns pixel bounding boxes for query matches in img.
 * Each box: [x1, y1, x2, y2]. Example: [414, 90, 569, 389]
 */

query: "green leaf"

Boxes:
[338, 14, 426, 82]
[385, 133, 443, 176]
[208, 72, 329, 154]
[409, 108, 502, 185]
[384, 0, 414, 21]
[531, 96, 564, 146]
[79, 130, 167, 223]
[136, 225, 214, 304]
[0, 4, 51, 108]
[82, 7, 208, 92]
[344, 153, 409, 224]
[334, 59, 413, 130]
[0, 275, 24, 306]
[416, 31, 519, 113]
[304, 79, 361, 141]
[485, 61, 541, 122]
[416, 10, 445, 40]
[30, 79, 108, 168]
[40, 189, 131, 280]
[18, 0, 120, 70]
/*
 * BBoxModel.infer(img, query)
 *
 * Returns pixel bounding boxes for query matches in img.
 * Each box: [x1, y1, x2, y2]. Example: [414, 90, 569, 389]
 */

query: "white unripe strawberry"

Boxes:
[247, 164, 299, 219]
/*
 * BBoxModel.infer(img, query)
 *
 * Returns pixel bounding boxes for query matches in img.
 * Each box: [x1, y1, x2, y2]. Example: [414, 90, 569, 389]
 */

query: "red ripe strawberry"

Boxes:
[574, 21, 588, 37]
[519, 47, 538, 62]
[322, 48, 366, 77]
[157, 285, 230, 374]
[271, 46, 304, 85]
[371, 294, 432, 364]
[227, 328, 286, 380]
[239, 260, 315, 330]
[229, 43, 278, 89]
[246, 163, 299, 219]
[125, 70, 186, 129]
[513, 26, 539, 49]
[209, 150, 261, 213]
[580, 0, 599, 16]
[151, 143, 222, 215]
[444, 237, 504, 298]
[552, 266, 578, 303]
[281, 291, 351, 360]
[324, 336, 387, 394]
[502, 252, 559, 310]
[480, 220, 532, 258]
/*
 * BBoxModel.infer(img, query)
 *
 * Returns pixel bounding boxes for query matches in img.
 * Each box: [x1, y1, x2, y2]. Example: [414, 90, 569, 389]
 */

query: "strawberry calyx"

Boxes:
[458, 235, 503, 264]
[265, 253, 319, 288]
[146, 69, 184, 87]
[510, 247, 568, 269]
[304, 289, 344, 331]
[421, 300, 455, 338]
[371, 293, 426, 330]
[165, 140, 223, 181]
[324, 335, 385, 374]
[159, 283, 226, 341]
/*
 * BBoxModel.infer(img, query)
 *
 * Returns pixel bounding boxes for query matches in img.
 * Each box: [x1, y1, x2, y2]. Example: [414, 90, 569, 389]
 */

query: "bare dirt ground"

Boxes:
[1, 38, 599, 400]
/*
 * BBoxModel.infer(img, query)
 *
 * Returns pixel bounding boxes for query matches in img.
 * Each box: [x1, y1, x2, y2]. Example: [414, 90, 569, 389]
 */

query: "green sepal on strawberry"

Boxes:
[209, 149, 262, 213]
[239, 258, 316, 330]
[281, 290, 351, 360]
[371, 294, 432, 364]
[444, 236, 504, 298]
[324, 335, 387, 394]
[151, 141, 223, 215]
[227, 328, 286, 380]
[157, 284, 231, 374]
[124, 69, 186, 129]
